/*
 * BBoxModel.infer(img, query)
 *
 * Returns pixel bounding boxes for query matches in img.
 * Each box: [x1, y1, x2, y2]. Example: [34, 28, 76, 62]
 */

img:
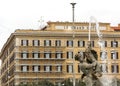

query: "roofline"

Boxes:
[0, 33, 15, 57]
[47, 21, 110, 25]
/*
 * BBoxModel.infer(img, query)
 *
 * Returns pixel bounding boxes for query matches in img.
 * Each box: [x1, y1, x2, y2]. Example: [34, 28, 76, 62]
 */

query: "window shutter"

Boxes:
[111, 41, 113, 47]
[27, 53, 29, 58]
[67, 52, 68, 59]
[21, 40, 23, 46]
[61, 66, 62, 71]
[21, 53, 23, 58]
[26, 40, 28, 46]
[83, 41, 85, 47]
[111, 53, 113, 59]
[33, 40, 34, 46]
[67, 65, 69, 73]
[78, 41, 80, 47]
[105, 41, 107, 47]
[27, 66, 29, 71]
[67, 41, 68, 47]
[44, 66, 46, 71]
[32, 66, 34, 71]
[111, 65, 114, 73]
[78, 65, 80, 73]
[117, 52, 118, 59]
[21, 66, 23, 71]
[50, 40, 51, 46]
[38, 66, 40, 71]
[61, 53, 63, 58]
[44, 40, 46, 46]
[50, 66, 52, 71]
[38, 53, 40, 58]
[117, 65, 119, 73]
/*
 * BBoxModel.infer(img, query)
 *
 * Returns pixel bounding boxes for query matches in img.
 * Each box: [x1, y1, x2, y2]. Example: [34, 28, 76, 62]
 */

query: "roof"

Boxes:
[111, 27, 120, 30]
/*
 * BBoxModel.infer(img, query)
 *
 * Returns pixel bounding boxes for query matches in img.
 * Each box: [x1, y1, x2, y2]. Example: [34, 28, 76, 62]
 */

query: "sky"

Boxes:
[0, 0, 120, 50]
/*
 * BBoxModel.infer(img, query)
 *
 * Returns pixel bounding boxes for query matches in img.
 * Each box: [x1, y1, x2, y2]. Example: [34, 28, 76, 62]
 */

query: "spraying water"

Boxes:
[89, 16, 117, 86]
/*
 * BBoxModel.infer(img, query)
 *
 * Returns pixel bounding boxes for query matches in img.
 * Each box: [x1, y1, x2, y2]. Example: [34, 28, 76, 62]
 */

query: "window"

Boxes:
[55, 40, 61, 46]
[21, 51, 28, 59]
[44, 40, 51, 46]
[9, 54, 15, 64]
[90, 41, 94, 47]
[44, 52, 51, 59]
[32, 65, 40, 72]
[78, 40, 85, 47]
[56, 51, 62, 59]
[111, 64, 119, 73]
[21, 65, 29, 72]
[67, 65, 73, 73]
[111, 51, 118, 60]
[32, 52, 40, 59]
[111, 40, 118, 47]
[56, 65, 62, 72]
[44, 65, 52, 72]
[101, 63, 108, 73]
[67, 51, 73, 59]
[21, 40, 28, 46]
[33, 40, 39, 46]
[78, 64, 80, 73]
[100, 51, 107, 60]
[103, 41, 107, 47]
[67, 40, 73, 47]
[100, 41, 107, 47]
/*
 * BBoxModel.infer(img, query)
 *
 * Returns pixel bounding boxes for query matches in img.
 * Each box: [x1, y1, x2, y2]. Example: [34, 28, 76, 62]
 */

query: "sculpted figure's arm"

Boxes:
[81, 62, 96, 69]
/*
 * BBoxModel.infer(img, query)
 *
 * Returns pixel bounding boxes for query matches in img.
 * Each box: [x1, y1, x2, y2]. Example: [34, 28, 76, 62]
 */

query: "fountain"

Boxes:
[75, 16, 118, 86]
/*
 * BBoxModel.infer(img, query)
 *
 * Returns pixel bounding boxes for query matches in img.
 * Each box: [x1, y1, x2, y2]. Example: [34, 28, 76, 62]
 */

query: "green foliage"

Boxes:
[18, 79, 54, 86]
[62, 79, 86, 86]
[62, 78, 73, 86]
[117, 78, 120, 86]
[76, 80, 86, 86]
[39, 79, 54, 86]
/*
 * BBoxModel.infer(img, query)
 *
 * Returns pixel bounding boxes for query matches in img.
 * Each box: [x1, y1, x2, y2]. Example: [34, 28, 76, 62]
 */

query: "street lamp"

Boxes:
[70, 2, 76, 86]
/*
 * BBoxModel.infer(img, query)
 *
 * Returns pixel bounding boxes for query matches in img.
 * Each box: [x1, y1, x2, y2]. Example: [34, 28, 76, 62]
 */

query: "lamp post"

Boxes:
[70, 2, 76, 86]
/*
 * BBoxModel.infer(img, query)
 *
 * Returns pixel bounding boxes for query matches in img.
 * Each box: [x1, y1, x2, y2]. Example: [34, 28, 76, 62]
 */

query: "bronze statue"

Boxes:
[75, 41, 102, 86]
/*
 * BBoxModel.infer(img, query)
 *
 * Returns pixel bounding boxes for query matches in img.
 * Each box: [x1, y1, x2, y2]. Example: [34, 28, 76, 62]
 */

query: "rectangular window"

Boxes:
[67, 40, 73, 47]
[78, 40, 85, 47]
[21, 51, 28, 59]
[55, 40, 61, 46]
[101, 63, 108, 73]
[67, 51, 73, 59]
[111, 40, 118, 47]
[44, 65, 52, 72]
[44, 40, 51, 46]
[44, 52, 51, 59]
[21, 65, 29, 72]
[111, 64, 119, 73]
[103, 41, 107, 47]
[21, 40, 28, 46]
[90, 41, 94, 47]
[56, 51, 62, 59]
[32, 51, 40, 59]
[111, 51, 118, 60]
[33, 40, 39, 46]
[100, 51, 107, 60]
[56, 65, 62, 72]
[67, 65, 73, 73]
[32, 65, 40, 72]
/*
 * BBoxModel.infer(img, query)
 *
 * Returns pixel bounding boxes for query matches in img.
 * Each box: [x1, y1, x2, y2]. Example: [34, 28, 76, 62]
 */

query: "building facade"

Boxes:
[0, 21, 120, 86]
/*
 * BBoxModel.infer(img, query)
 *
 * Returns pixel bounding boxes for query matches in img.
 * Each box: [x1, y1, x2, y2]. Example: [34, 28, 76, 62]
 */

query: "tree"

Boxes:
[18, 79, 54, 86]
